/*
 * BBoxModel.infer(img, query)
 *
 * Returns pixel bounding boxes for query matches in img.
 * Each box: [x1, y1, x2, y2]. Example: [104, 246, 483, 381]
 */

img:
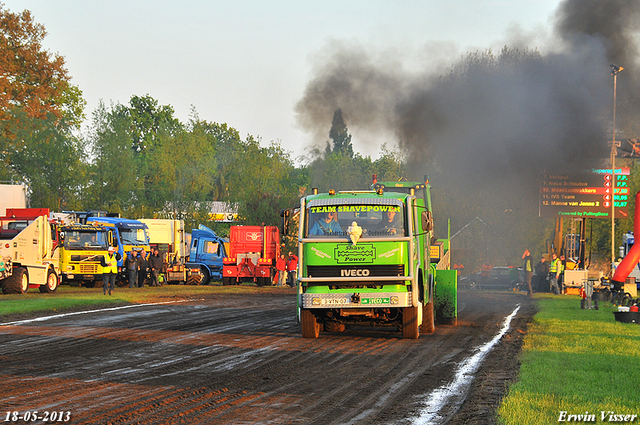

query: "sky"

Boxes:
[4, 0, 563, 161]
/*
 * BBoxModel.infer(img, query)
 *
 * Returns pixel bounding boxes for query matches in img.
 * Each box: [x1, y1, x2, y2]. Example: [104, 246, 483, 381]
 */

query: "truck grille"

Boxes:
[307, 264, 404, 277]
[79, 264, 99, 273]
[70, 255, 104, 262]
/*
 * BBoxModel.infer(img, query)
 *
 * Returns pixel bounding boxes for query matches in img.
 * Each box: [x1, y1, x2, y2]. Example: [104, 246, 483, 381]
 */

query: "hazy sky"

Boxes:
[4, 0, 562, 160]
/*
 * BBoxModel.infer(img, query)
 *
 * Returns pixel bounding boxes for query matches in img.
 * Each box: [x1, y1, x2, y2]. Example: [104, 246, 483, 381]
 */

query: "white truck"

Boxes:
[0, 208, 61, 294]
[138, 219, 189, 284]
[0, 184, 28, 216]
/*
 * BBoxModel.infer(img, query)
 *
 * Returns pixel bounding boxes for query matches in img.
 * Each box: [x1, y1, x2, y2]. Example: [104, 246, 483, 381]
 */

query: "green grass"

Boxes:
[498, 294, 640, 424]
[0, 283, 285, 318]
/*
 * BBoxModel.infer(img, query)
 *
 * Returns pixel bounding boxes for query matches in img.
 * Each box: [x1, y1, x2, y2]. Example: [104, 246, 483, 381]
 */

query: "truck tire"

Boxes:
[197, 267, 210, 285]
[301, 309, 321, 338]
[3, 267, 28, 294]
[39, 269, 59, 293]
[422, 301, 435, 334]
[256, 277, 268, 287]
[402, 306, 420, 339]
[222, 277, 233, 286]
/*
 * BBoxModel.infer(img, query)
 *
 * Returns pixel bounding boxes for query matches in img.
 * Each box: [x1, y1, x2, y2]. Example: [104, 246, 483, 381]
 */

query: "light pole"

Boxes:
[610, 64, 623, 273]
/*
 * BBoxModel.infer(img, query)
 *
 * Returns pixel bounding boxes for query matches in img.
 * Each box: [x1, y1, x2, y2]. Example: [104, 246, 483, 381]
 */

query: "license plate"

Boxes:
[323, 298, 350, 305]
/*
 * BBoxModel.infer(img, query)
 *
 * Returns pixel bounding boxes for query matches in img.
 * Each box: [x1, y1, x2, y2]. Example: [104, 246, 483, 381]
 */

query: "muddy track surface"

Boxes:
[0, 289, 535, 425]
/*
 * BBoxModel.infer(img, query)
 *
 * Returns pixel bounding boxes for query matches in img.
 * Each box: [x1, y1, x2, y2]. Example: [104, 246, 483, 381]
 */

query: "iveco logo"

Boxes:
[341, 269, 370, 277]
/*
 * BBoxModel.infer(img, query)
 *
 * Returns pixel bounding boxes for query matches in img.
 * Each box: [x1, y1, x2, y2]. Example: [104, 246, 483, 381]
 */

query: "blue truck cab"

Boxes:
[185, 225, 227, 285]
[86, 217, 150, 277]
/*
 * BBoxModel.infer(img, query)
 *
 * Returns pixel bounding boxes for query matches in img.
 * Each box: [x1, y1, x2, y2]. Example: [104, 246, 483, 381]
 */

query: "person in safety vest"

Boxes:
[101, 246, 121, 296]
[522, 249, 533, 297]
[549, 253, 561, 295]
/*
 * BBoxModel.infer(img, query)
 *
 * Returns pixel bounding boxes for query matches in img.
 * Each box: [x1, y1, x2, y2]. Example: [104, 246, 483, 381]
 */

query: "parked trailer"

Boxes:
[0, 184, 27, 216]
[222, 226, 280, 286]
[0, 208, 60, 294]
[138, 218, 191, 284]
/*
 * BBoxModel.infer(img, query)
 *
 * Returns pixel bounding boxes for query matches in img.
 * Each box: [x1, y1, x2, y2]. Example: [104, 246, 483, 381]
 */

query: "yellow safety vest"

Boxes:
[105, 253, 118, 274]
[550, 258, 560, 274]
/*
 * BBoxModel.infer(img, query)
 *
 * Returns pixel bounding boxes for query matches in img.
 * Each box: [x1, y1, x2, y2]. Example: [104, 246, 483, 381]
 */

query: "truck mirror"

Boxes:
[421, 210, 433, 232]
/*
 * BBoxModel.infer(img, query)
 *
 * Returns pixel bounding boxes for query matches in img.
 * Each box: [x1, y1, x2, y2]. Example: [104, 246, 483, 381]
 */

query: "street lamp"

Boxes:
[610, 64, 623, 272]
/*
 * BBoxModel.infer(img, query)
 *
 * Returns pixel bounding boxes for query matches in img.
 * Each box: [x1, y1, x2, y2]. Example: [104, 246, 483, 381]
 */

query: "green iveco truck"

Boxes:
[283, 177, 457, 339]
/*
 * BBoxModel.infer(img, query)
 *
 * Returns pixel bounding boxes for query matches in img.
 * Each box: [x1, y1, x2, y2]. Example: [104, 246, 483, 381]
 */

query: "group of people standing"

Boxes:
[125, 248, 164, 288]
[522, 249, 565, 297]
[276, 251, 298, 287]
[101, 248, 164, 295]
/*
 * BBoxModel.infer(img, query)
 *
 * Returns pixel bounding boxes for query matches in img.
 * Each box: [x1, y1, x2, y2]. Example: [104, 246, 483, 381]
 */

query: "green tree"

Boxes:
[1, 109, 85, 210]
[85, 101, 139, 215]
[146, 120, 217, 224]
[329, 109, 354, 157]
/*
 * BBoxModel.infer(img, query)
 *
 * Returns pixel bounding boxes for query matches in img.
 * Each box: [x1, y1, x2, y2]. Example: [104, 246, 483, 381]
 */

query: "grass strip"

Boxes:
[0, 283, 285, 318]
[498, 293, 640, 424]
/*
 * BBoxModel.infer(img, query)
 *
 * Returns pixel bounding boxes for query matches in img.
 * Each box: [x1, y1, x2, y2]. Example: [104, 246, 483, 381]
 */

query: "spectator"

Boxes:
[522, 249, 533, 297]
[148, 248, 163, 287]
[126, 250, 138, 288]
[137, 250, 148, 288]
[534, 256, 550, 292]
[286, 251, 298, 288]
[276, 254, 287, 286]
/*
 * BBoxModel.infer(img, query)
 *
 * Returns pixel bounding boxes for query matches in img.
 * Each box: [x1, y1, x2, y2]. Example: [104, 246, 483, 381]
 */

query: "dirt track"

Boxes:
[0, 288, 535, 425]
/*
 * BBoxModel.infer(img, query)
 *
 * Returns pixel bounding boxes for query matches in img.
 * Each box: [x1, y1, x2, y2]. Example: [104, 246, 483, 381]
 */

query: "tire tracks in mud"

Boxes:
[0, 290, 534, 424]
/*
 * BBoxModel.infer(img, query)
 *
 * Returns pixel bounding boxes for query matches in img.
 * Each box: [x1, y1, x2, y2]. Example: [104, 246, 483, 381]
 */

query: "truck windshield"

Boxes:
[120, 228, 149, 245]
[306, 201, 405, 237]
[63, 231, 108, 249]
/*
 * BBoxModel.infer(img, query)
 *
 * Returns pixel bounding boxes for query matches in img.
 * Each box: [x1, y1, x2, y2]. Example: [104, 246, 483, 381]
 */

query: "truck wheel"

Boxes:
[222, 277, 232, 286]
[301, 309, 321, 338]
[198, 267, 210, 285]
[402, 306, 420, 339]
[39, 269, 59, 293]
[422, 302, 435, 334]
[256, 277, 268, 287]
[3, 267, 28, 294]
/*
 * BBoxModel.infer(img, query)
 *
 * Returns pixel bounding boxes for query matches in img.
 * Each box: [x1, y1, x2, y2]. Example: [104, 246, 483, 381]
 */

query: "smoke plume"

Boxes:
[295, 0, 640, 263]
[297, 0, 639, 177]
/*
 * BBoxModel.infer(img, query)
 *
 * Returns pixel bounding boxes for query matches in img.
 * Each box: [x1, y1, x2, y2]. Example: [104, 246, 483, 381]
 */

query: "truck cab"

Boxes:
[185, 225, 227, 285]
[285, 179, 457, 339]
[59, 224, 113, 287]
[86, 217, 150, 284]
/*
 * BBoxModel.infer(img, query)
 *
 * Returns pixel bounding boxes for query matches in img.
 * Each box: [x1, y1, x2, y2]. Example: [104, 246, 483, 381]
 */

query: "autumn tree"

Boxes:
[0, 5, 84, 129]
